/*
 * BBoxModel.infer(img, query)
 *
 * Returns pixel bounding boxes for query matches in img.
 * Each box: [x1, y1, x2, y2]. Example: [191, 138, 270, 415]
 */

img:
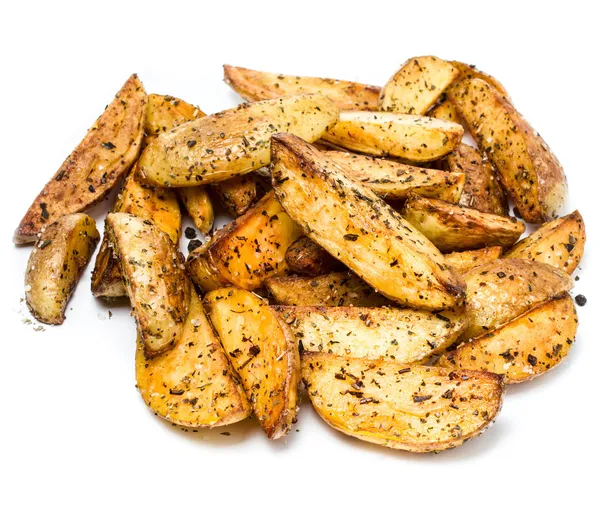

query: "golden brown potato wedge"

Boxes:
[427, 96, 464, 125]
[271, 134, 465, 310]
[144, 93, 205, 137]
[223, 64, 381, 110]
[449, 61, 509, 98]
[136, 292, 251, 427]
[186, 191, 302, 291]
[210, 174, 258, 217]
[379, 56, 461, 115]
[462, 258, 573, 341]
[105, 213, 190, 357]
[447, 78, 566, 223]
[401, 195, 524, 252]
[284, 236, 344, 276]
[439, 294, 577, 383]
[504, 210, 585, 275]
[137, 94, 339, 187]
[178, 186, 214, 234]
[15, 75, 147, 243]
[323, 111, 463, 163]
[25, 214, 99, 324]
[302, 352, 504, 452]
[203, 288, 300, 439]
[443, 247, 503, 275]
[276, 305, 467, 362]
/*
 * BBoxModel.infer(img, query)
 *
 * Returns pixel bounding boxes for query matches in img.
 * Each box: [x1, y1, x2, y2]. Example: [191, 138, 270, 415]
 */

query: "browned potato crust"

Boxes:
[144, 93, 205, 137]
[285, 236, 344, 276]
[15, 75, 147, 243]
[178, 186, 214, 234]
[443, 247, 503, 275]
[210, 174, 258, 217]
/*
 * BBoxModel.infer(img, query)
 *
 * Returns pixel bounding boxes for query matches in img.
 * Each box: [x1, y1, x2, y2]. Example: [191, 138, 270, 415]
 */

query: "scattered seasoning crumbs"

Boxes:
[575, 294, 587, 307]
[220, 432, 231, 436]
[188, 239, 202, 252]
[184, 227, 197, 239]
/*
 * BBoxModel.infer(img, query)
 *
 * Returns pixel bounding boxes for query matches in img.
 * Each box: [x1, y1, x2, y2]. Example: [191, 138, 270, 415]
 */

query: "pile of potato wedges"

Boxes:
[18, 56, 585, 453]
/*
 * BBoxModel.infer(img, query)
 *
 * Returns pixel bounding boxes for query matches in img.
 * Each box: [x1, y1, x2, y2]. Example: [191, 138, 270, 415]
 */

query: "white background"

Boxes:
[1, 1, 598, 515]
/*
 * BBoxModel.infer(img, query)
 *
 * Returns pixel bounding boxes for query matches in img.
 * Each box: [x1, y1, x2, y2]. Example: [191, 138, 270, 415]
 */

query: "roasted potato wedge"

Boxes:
[504, 210, 585, 274]
[302, 353, 504, 452]
[105, 213, 190, 357]
[285, 236, 344, 276]
[323, 111, 463, 162]
[276, 305, 467, 362]
[223, 64, 381, 110]
[271, 134, 465, 310]
[25, 214, 99, 324]
[137, 94, 339, 187]
[379, 56, 461, 115]
[136, 292, 251, 427]
[210, 174, 258, 217]
[443, 247, 503, 275]
[178, 186, 214, 234]
[428, 96, 464, 125]
[462, 258, 573, 341]
[448, 78, 566, 223]
[144, 93, 205, 137]
[203, 288, 300, 439]
[186, 191, 302, 291]
[449, 61, 509, 98]
[15, 75, 146, 243]
[439, 294, 577, 383]
[401, 195, 524, 252]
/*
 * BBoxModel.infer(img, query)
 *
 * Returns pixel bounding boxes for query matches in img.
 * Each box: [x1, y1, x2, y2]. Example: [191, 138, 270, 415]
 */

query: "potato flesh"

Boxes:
[144, 93, 205, 137]
[428, 97, 464, 125]
[210, 174, 258, 216]
[443, 247, 503, 275]
[178, 186, 214, 234]
[449, 61, 510, 98]
[284, 236, 344, 276]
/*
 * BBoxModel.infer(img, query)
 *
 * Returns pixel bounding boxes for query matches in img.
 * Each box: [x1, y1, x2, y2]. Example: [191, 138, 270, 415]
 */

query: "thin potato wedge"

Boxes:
[439, 294, 577, 383]
[210, 174, 258, 217]
[178, 186, 214, 234]
[285, 236, 344, 276]
[443, 247, 503, 275]
[401, 195, 524, 252]
[25, 214, 99, 324]
[302, 352, 504, 452]
[203, 288, 300, 439]
[144, 93, 205, 137]
[137, 94, 339, 187]
[15, 74, 147, 243]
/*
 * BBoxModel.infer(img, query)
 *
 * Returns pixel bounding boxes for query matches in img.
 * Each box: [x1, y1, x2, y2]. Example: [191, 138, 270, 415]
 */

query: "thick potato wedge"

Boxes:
[504, 210, 585, 275]
[144, 93, 205, 137]
[448, 78, 566, 223]
[137, 94, 339, 187]
[105, 213, 190, 357]
[210, 174, 258, 217]
[285, 236, 344, 276]
[186, 191, 302, 291]
[439, 294, 577, 383]
[323, 111, 463, 162]
[462, 258, 573, 341]
[223, 64, 381, 111]
[203, 288, 300, 439]
[15, 75, 147, 243]
[323, 150, 465, 202]
[25, 214, 99, 324]
[443, 247, 503, 275]
[302, 353, 504, 452]
[276, 306, 467, 362]
[136, 292, 251, 427]
[178, 186, 214, 234]
[402, 195, 524, 252]
[449, 61, 509, 98]
[379, 56, 461, 115]
[271, 134, 465, 310]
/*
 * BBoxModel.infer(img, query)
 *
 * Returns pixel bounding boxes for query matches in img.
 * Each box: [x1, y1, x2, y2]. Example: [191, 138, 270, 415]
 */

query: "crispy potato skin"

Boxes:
[144, 93, 205, 137]
[136, 293, 251, 427]
[439, 294, 577, 383]
[178, 186, 214, 234]
[448, 78, 566, 223]
[504, 210, 585, 275]
[105, 213, 190, 357]
[323, 111, 463, 162]
[15, 75, 146, 243]
[90, 239, 126, 299]
[379, 56, 461, 115]
[302, 353, 504, 452]
[402, 195, 524, 252]
[223, 65, 381, 111]
[210, 174, 258, 217]
[271, 134, 465, 310]
[443, 247, 503, 275]
[203, 288, 300, 439]
[285, 236, 344, 276]
[137, 94, 339, 187]
[25, 214, 99, 324]
[462, 258, 573, 341]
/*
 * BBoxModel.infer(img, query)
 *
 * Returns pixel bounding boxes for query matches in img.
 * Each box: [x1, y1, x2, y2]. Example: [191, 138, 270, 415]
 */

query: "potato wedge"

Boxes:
[504, 210, 585, 275]
[401, 195, 524, 252]
[271, 134, 465, 310]
[462, 258, 573, 341]
[203, 288, 300, 439]
[302, 353, 504, 452]
[186, 191, 302, 291]
[144, 93, 205, 137]
[427, 96, 464, 125]
[449, 61, 509, 98]
[443, 247, 503, 275]
[137, 94, 339, 187]
[285, 236, 344, 276]
[223, 64, 381, 111]
[15, 75, 147, 243]
[178, 186, 214, 234]
[323, 150, 465, 202]
[105, 213, 190, 357]
[276, 306, 467, 362]
[447, 78, 566, 223]
[439, 294, 577, 383]
[25, 214, 99, 324]
[136, 292, 251, 427]
[323, 111, 463, 162]
[379, 56, 461, 115]
[210, 174, 258, 217]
